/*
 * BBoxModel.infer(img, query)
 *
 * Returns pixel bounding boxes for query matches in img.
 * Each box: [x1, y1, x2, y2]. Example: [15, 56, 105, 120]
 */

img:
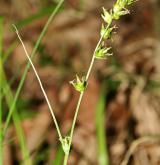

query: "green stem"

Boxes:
[86, 35, 104, 80]
[3, 0, 64, 137]
[63, 153, 69, 165]
[63, 35, 104, 164]
[63, 16, 112, 164]
[71, 35, 104, 141]
[69, 92, 83, 147]
[63, 0, 136, 163]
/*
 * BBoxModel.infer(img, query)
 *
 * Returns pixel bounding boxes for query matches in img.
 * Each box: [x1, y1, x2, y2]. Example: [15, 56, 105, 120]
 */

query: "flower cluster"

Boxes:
[100, 24, 116, 40]
[95, 46, 112, 59]
[70, 0, 135, 92]
[69, 75, 87, 92]
[95, 0, 135, 59]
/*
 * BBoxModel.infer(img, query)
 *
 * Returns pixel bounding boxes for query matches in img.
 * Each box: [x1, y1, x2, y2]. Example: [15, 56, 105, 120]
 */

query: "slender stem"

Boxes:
[69, 92, 83, 146]
[13, 25, 62, 140]
[70, 35, 104, 142]
[3, 0, 64, 136]
[71, 37, 103, 138]
[64, 0, 136, 163]
[63, 17, 112, 163]
[86, 35, 104, 80]
[63, 153, 69, 165]
[63, 35, 104, 165]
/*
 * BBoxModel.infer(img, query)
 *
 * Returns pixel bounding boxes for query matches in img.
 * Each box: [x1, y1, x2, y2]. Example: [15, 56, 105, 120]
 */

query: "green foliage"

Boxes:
[0, 1, 65, 165]
[1, 18, 31, 165]
[52, 145, 64, 165]
[145, 80, 160, 91]
[38, 44, 54, 66]
[96, 82, 109, 165]
[0, 16, 4, 165]
[1, 61, 32, 165]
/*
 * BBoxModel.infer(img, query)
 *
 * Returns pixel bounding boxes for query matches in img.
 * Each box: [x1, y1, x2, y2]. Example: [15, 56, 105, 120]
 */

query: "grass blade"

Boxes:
[2, 42, 17, 63]
[0, 16, 3, 165]
[1, 66, 32, 165]
[96, 82, 109, 165]
[3, 0, 64, 135]
[52, 145, 63, 165]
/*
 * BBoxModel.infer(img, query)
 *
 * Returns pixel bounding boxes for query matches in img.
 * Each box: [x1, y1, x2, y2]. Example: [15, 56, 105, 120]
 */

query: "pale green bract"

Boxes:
[113, 5, 129, 19]
[60, 137, 70, 155]
[101, 7, 112, 25]
[100, 0, 136, 60]
[100, 24, 116, 40]
[95, 47, 112, 59]
[70, 75, 87, 92]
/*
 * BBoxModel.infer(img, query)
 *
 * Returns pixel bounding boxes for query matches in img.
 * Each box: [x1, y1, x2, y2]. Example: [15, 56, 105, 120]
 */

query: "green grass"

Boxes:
[53, 145, 64, 165]
[1, 68, 32, 165]
[96, 81, 109, 165]
[2, 42, 17, 63]
[0, 1, 65, 164]
[0, 16, 4, 165]
[0, 18, 31, 164]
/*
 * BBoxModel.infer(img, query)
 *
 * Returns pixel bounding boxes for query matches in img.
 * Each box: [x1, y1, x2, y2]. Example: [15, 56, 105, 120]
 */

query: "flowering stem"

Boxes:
[63, 34, 105, 164]
[63, 153, 69, 165]
[64, 0, 139, 158]
[67, 3, 137, 161]
[86, 35, 104, 80]
[86, 23, 111, 81]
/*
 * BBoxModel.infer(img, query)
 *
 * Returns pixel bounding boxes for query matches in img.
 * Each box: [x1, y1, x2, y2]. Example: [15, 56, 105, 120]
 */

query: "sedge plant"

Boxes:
[65, 0, 136, 164]
[13, 0, 136, 164]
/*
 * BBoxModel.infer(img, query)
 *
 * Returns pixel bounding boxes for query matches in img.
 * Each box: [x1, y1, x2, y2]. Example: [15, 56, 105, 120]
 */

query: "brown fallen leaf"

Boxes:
[25, 109, 52, 156]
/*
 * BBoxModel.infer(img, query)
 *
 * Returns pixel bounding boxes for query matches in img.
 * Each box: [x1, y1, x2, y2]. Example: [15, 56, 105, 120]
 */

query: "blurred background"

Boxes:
[0, 0, 160, 164]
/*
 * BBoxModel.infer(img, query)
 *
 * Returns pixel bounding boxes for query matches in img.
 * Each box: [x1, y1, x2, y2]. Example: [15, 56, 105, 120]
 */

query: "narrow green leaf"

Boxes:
[52, 145, 64, 165]
[2, 42, 17, 63]
[96, 82, 109, 165]
[1, 67, 32, 165]
[0, 16, 4, 165]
